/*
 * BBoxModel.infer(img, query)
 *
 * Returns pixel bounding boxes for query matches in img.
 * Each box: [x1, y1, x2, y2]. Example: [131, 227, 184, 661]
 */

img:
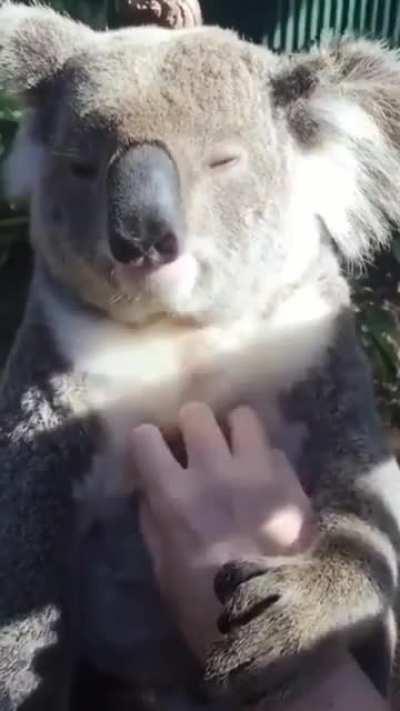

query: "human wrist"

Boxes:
[255, 651, 389, 711]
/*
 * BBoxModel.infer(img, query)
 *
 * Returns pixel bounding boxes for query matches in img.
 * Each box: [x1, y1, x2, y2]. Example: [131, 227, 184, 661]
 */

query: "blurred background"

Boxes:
[1, 0, 400, 441]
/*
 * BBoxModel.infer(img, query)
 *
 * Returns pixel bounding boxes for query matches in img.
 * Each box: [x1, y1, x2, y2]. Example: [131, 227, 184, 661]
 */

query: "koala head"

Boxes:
[2, 3, 400, 326]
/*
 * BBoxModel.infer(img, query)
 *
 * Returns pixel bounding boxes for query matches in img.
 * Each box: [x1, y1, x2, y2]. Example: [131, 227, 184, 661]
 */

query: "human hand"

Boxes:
[131, 402, 314, 659]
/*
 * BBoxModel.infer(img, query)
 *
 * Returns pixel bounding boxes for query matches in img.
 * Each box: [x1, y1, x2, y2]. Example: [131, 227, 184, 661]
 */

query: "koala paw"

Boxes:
[205, 558, 341, 705]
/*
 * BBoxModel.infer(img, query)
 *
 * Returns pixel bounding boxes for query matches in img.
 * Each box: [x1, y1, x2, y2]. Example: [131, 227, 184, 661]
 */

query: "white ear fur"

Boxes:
[273, 38, 400, 262]
[293, 95, 400, 262]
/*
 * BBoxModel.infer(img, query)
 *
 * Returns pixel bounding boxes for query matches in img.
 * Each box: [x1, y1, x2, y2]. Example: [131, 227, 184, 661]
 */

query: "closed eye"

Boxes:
[52, 149, 100, 180]
[69, 159, 99, 180]
[208, 154, 241, 170]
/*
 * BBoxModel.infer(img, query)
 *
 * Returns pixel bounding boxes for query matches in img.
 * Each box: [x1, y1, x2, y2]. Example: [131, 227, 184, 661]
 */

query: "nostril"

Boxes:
[155, 231, 179, 263]
[110, 235, 144, 265]
[110, 230, 180, 267]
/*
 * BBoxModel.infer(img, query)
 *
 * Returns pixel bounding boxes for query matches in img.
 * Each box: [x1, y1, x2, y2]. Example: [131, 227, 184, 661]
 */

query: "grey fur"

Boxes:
[1, 4, 400, 710]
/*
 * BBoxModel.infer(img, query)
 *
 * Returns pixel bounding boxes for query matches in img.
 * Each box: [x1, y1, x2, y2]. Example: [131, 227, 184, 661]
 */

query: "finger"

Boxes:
[270, 449, 309, 500]
[133, 424, 202, 524]
[229, 406, 271, 459]
[131, 423, 180, 493]
[179, 402, 231, 471]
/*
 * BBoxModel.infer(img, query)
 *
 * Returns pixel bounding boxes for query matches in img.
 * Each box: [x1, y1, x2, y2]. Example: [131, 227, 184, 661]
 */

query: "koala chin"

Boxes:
[2, 4, 400, 710]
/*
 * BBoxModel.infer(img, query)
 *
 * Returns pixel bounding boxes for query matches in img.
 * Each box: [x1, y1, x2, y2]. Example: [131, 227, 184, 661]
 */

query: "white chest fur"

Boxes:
[44, 285, 337, 499]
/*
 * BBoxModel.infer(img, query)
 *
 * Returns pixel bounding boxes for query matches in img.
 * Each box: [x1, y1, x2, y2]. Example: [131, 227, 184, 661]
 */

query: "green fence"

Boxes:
[201, 0, 400, 49]
[266, 0, 400, 51]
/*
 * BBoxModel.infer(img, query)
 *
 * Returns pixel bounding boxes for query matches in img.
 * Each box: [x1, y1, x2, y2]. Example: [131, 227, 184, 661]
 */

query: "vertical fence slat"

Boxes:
[334, 0, 345, 36]
[272, 0, 283, 51]
[346, 0, 356, 33]
[393, 1, 400, 45]
[310, 0, 320, 43]
[370, 0, 380, 36]
[382, 0, 392, 40]
[322, 0, 332, 40]
[358, 0, 368, 35]
[285, 0, 296, 51]
[297, 0, 309, 50]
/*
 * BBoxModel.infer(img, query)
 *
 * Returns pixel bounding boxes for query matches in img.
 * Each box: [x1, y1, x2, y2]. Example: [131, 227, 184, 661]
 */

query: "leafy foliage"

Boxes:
[353, 244, 400, 431]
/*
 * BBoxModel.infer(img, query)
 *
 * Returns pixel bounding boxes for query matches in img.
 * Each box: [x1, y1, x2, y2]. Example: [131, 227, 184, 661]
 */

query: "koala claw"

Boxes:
[205, 559, 343, 705]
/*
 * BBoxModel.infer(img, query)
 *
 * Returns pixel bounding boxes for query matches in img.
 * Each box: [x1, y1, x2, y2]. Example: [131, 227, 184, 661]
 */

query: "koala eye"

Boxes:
[69, 159, 99, 180]
[208, 154, 241, 170]
[207, 146, 244, 172]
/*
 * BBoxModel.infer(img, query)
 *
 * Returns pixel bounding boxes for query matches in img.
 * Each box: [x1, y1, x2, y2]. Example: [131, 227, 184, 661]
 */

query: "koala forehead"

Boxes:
[58, 27, 272, 143]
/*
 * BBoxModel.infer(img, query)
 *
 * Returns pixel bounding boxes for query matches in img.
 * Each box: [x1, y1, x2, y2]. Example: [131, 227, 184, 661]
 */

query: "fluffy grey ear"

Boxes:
[271, 40, 400, 262]
[0, 2, 93, 99]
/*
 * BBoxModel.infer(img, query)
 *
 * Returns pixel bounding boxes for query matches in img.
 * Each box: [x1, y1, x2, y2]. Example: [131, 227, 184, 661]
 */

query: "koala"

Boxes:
[2, 2, 400, 709]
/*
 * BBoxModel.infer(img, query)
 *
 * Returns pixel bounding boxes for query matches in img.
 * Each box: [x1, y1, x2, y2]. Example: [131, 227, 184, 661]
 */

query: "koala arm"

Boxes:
[205, 312, 400, 705]
[0, 311, 95, 711]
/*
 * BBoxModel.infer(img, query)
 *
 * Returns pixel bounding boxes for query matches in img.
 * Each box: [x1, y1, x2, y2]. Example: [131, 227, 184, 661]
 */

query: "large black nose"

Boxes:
[108, 144, 184, 268]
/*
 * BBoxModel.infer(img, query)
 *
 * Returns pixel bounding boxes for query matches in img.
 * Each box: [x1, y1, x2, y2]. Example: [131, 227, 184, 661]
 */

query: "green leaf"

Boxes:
[362, 307, 398, 346]
[370, 333, 398, 382]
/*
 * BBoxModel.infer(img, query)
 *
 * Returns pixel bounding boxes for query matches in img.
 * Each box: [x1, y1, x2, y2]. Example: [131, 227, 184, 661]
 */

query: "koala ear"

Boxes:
[0, 2, 93, 101]
[271, 40, 400, 262]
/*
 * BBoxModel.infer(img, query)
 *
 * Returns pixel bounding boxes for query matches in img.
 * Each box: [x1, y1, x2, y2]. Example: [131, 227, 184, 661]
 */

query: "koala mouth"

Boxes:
[112, 253, 199, 300]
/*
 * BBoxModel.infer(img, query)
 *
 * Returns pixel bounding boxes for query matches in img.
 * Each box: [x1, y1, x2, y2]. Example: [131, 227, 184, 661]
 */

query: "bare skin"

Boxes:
[131, 402, 390, 710]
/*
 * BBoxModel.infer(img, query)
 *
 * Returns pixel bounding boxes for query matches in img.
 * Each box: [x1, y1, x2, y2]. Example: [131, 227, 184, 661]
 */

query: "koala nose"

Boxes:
[110, 227, 179, 267]
[108, 144, 184, 269]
